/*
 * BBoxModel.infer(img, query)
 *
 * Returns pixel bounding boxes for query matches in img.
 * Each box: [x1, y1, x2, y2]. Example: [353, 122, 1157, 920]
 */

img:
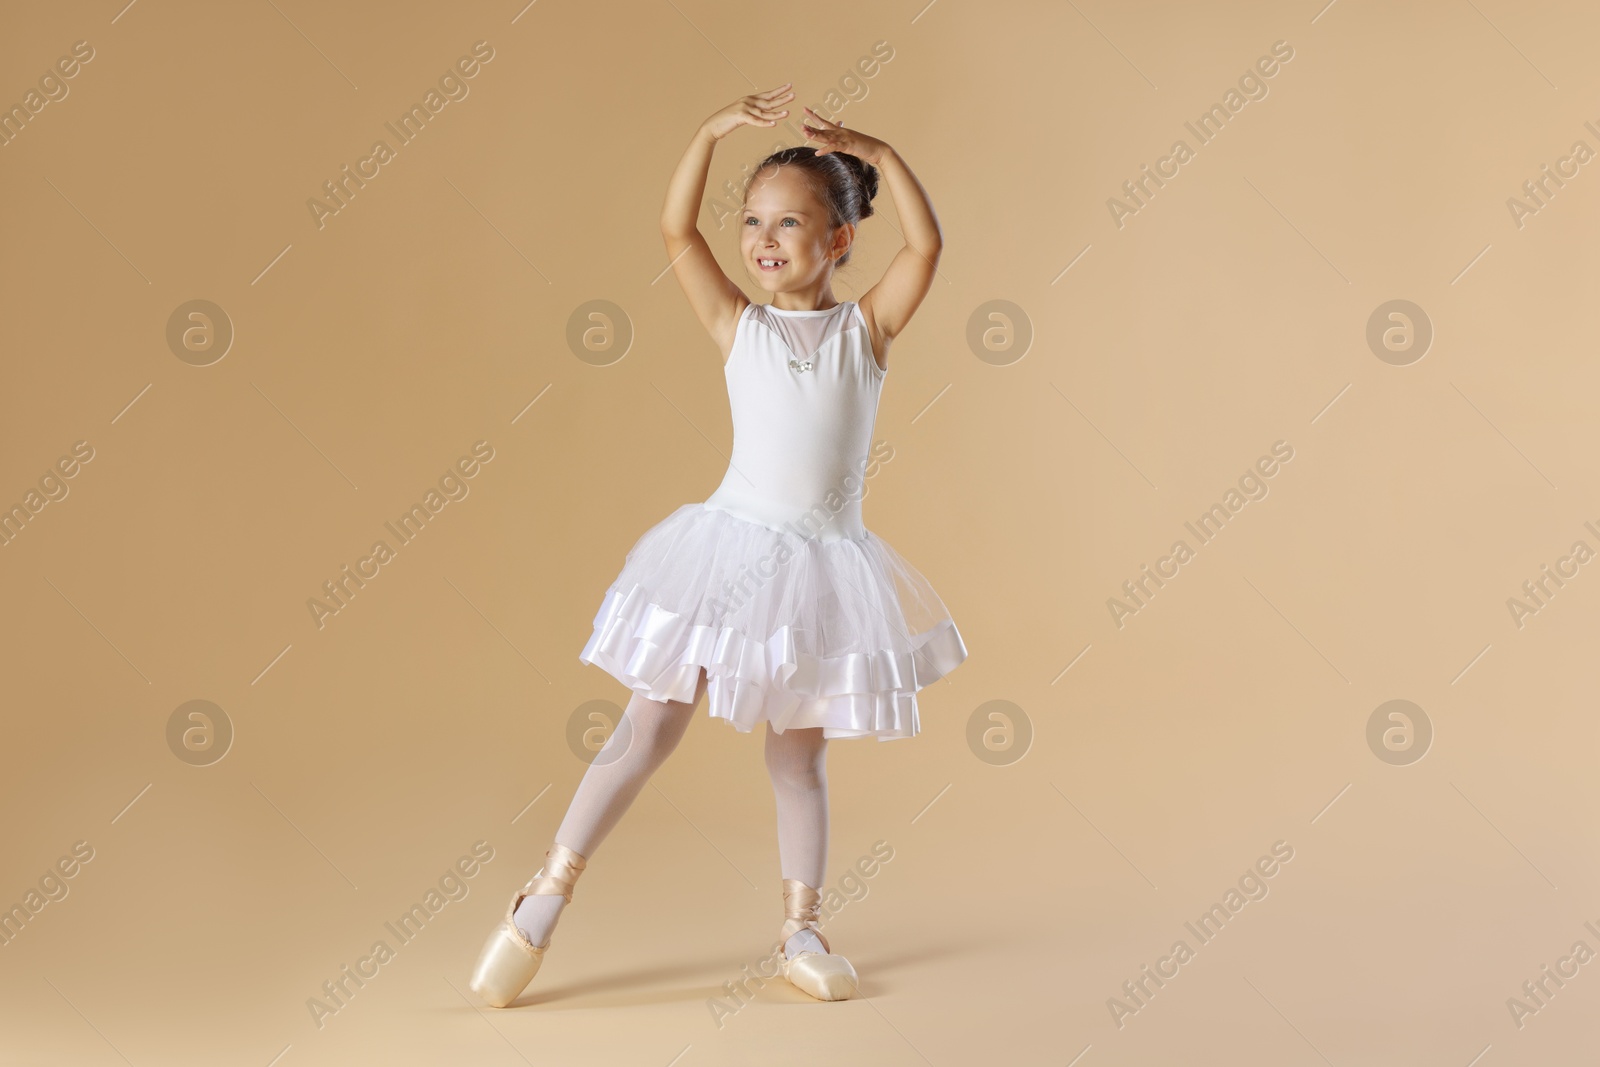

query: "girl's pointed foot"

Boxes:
[468, 843, 587, 1007]
[777, 878, 859, 1001]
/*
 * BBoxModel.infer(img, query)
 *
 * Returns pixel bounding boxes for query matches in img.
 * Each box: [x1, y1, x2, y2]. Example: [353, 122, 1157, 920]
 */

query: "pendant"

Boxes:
[788, 357, 814, 373]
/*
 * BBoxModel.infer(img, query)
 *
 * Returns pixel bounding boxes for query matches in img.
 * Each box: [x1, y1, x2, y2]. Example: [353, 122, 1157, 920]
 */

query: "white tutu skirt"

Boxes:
[578, 503, 968, 741]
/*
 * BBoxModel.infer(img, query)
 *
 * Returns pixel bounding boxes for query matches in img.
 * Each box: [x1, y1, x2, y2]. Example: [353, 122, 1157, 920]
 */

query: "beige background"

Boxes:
[3, 0, 1598, 1064]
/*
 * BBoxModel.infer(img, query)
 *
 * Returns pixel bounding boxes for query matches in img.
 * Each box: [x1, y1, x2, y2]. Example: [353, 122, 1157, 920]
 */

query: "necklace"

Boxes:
[774, 304, 842, 373]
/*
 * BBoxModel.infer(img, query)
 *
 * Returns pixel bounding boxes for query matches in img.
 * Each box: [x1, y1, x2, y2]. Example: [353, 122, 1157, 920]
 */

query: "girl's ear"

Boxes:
[831, 222, 854, 259]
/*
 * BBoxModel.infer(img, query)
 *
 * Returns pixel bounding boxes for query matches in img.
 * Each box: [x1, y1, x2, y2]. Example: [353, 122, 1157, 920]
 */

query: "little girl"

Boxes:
[470, 83, 968, 1007]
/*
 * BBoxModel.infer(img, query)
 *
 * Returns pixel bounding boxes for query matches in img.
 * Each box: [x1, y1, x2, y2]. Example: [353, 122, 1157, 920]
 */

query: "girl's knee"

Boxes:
[764, 727, 827, 787]
[619, 696, 693, 755]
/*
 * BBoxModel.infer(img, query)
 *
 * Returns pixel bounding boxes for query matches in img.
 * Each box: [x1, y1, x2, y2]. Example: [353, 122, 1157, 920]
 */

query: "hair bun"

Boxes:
[841, 153, 879, 219]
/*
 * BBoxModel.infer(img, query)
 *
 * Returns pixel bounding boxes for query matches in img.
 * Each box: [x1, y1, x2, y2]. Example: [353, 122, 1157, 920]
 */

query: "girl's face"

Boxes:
[740, 165, 848, 292]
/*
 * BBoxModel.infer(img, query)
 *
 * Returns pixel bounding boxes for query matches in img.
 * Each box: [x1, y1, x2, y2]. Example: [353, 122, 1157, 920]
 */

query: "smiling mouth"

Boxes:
[757, 258, 787, 270]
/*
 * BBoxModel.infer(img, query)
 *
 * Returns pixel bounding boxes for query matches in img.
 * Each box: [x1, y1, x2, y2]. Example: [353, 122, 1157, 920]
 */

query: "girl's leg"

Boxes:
[763, 721, 832, 958]
[513, 669, 709, 947]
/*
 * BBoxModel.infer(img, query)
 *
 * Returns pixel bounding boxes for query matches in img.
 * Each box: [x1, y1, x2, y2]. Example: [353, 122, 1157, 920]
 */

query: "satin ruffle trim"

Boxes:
[578, 581, 968, 742]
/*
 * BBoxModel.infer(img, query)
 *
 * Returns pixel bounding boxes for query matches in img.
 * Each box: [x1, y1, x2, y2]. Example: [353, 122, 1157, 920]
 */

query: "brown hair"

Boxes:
[744, 146, 879, 268]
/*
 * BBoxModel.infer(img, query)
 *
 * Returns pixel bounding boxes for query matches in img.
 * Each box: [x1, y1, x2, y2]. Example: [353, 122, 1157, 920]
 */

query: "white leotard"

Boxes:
[702, 300, 885, 544]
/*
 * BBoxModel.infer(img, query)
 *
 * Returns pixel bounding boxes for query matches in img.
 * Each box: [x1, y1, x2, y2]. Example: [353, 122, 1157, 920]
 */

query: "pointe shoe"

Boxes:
[468, 843, 587, 1007]
[778, 879, 859, 1001]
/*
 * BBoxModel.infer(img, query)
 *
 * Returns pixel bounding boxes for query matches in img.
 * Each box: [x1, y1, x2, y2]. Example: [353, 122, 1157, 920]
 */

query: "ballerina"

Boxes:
[470, 82, 968, 1007]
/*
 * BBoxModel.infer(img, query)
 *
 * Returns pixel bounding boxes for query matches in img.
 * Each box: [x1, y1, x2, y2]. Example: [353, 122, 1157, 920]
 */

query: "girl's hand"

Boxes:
[801, 107, 889, 164]
[702, 83, 795, 142]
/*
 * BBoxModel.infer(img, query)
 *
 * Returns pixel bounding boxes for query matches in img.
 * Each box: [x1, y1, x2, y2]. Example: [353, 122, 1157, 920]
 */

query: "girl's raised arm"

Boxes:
[800, 108, 943, 346]
[660, 84, 795, 357]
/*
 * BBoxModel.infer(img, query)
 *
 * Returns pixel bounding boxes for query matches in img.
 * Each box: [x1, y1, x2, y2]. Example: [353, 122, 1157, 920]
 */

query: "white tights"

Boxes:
[514, 669, 833, 960]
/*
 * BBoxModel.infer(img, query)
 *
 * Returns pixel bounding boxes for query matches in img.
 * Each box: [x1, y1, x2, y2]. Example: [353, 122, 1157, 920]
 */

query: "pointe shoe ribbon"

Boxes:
[778, 879, 859, 1001]
[468, 843, 587, 1007]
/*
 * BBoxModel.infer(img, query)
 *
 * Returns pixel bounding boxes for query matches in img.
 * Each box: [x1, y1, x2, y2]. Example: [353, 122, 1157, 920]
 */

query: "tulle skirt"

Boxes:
[578, 502, 968, 741]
